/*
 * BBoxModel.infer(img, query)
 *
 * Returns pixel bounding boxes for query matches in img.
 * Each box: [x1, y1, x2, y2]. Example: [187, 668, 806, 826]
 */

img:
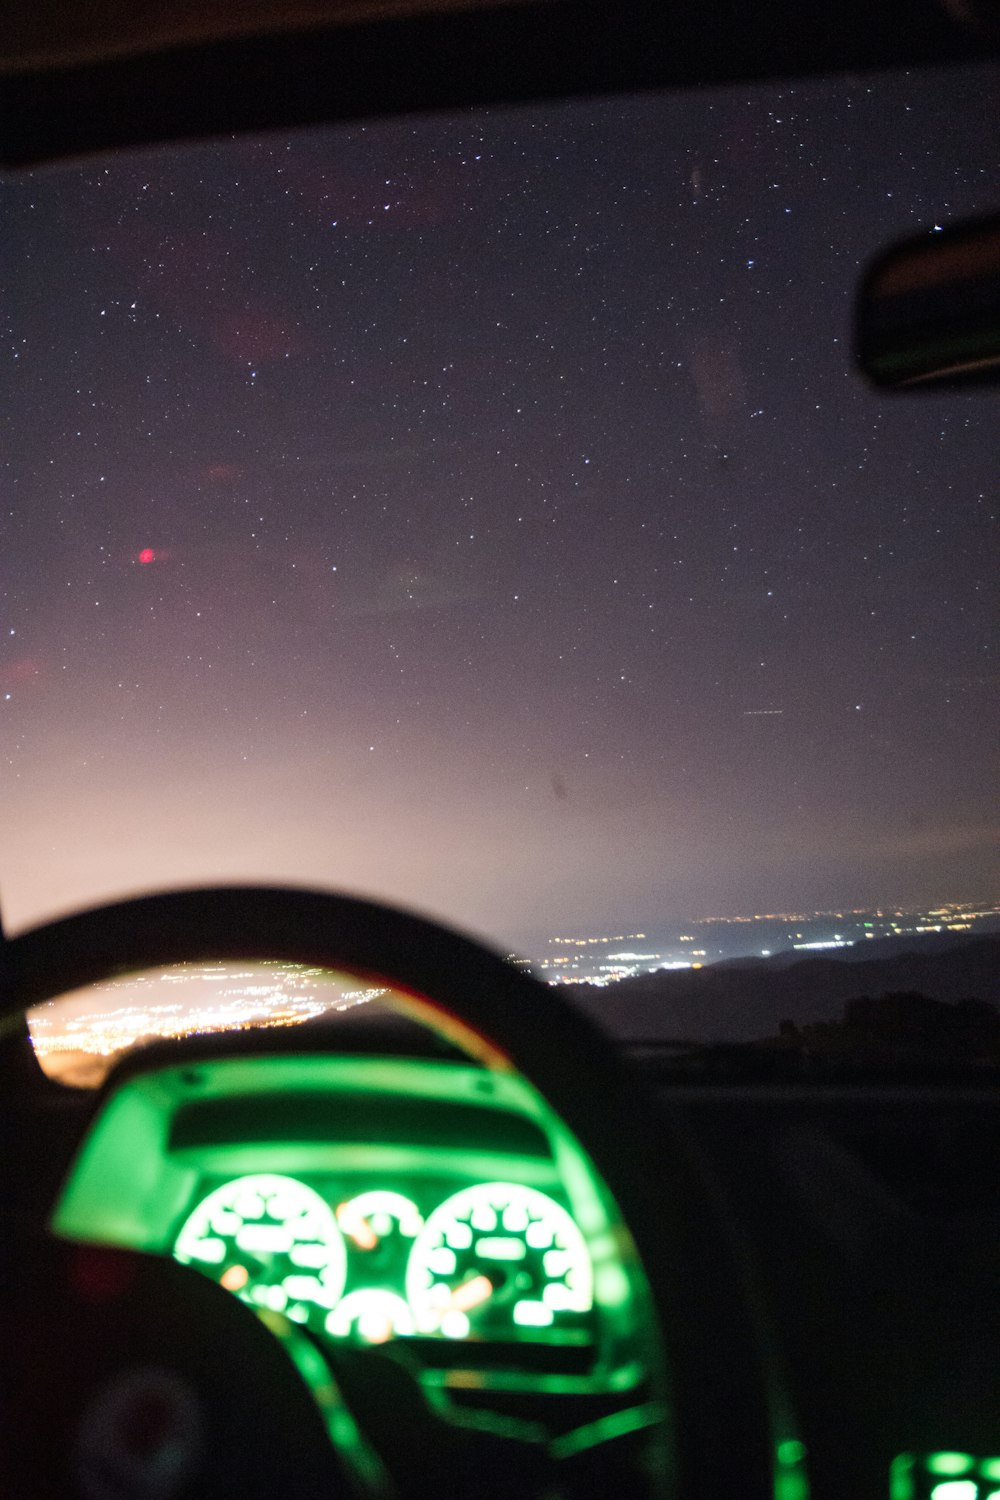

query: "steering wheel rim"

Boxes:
[3, 885, 674, 1258]
[0, 1232, 357, 1500]
[0, 883, 773, 1497]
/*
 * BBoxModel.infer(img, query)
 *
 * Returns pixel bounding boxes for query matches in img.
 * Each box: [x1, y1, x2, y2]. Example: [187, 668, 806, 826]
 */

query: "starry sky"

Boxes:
[1, 62, 997, 952]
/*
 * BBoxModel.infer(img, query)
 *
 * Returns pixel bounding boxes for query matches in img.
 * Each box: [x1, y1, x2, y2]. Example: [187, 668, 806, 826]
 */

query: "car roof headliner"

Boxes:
[1, 0, 997, 168]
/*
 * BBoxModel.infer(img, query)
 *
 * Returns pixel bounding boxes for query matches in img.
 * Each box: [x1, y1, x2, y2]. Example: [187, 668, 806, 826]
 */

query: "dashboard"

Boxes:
[43, 1033, 1000, 1499]
[173, 1172, 593, 1365]
[51, 1050, 653, 1412]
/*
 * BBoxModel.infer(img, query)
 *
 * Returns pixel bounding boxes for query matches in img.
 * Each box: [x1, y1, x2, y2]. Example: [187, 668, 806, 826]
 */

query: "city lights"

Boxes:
[532, 900, 998, 987]
[28, 964, 385, 1086]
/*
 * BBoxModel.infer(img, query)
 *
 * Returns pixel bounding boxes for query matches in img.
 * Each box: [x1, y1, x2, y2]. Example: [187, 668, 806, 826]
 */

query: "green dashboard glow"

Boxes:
[174, 1172, 593, 1347]
[174, 1174, 348, 1322]
[53, 1053, 654, 1396]
[891, 1454, 1000, 1500]
[406, 1181, 593, 1340]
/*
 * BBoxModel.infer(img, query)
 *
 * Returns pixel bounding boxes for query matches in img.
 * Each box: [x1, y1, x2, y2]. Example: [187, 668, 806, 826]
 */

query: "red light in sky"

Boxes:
[138, 548, 155, 565]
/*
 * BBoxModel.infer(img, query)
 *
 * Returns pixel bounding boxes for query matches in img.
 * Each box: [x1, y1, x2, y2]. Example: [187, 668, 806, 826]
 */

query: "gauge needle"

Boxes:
[220, 1263, 249, 1292]
[338, 1209, 378, 1250]
[450, 1274, 493, 1312]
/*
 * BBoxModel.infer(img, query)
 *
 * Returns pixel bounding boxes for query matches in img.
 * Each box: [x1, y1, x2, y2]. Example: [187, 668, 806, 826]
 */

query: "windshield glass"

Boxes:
[5, 62, 997, 1063]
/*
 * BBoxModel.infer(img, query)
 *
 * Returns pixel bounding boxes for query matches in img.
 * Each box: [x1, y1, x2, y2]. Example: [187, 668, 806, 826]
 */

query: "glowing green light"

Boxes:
[289, 1243, 329, 1268]
[406, 1182, 593, 1335]
[281, 1274, 325, 1302]
[982, 1462, 1000, 1482]
[186, 1236, 226, 1264]
[890, 1454, 916, 1500]
[52, 1049, 658, 1404]
[237, 1223, 293, 1253]
[513, 1300, 553, 1327]
[325, 1289, 414, 1343]
[476, 1237, 527, 1260]
[502, 1202, 529, 1232]
[337, 1190, 423, 1246]
[542, 1282, 577, 1310]
[549, 1402, 667, 1460]
[593, 1261, 631, 1310]
[774, 1473, 809, 1500]
[774, 1435, 809, 1500]
[929, 1483, 977, 1500]
[440, 1309, 471, 1339]
[174, 1173, 346, 1317]
[928, 1456, 976, 1477]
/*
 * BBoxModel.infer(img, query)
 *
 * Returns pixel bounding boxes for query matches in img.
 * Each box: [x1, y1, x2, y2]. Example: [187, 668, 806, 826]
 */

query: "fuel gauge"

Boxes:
[325, 1289, 415, 1344]
[337, 1191, 423, 1272]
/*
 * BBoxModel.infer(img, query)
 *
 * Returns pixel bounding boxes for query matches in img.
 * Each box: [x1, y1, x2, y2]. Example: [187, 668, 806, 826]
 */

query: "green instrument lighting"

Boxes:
[175, 1173, 347, 1324]
[52, 1050, 656, 1410]
[593, 1261, 631, 1310]
[406, 1181, 593, 1338]
[929, 1457, 976, 1477]
[513, 1300, 554, 1327]
[476, 1237, 527, 1260]
[774, 1435, 809, 1500]
[549, 1402, 669, 1461]
[891, 1456, 1000, 1500]
[337, 1190, 423, 1249]
[440, 1309, 471, 1339]
[890, 1454, 916, 1500]
[325, 1288, 414, 1343]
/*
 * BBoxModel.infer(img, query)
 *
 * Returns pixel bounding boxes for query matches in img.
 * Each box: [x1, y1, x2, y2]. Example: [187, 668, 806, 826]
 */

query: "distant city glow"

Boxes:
[23, 899, 998, 1079]
[28, 963, 386, 1087]
[2, 71, 996, 960]
[533, 900, 997, 986]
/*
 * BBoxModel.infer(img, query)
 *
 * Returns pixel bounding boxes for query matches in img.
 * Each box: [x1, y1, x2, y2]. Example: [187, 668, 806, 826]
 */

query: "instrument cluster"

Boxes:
[174, 1171, 595, 1358]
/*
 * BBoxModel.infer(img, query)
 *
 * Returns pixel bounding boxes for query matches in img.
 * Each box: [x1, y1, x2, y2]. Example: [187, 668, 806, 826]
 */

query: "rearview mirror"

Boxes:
[855, 212, 1000, 389]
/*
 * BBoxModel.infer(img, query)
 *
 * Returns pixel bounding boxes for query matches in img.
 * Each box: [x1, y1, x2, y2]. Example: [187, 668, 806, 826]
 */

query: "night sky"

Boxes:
[2, 63, 996, 951]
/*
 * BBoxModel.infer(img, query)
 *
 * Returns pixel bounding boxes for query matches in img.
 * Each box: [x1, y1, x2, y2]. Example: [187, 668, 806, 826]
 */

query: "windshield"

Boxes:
[5, 62, 997, 1064]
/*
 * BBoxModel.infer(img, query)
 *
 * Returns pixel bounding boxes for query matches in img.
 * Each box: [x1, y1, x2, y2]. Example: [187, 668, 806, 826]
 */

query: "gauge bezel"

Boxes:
[405, 1180, 595, 1341]
[173, 1170, 348, 1322]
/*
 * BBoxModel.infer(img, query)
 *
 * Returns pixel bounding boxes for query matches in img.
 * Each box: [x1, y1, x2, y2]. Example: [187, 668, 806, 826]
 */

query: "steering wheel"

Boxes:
[0, 886, 773, 1498]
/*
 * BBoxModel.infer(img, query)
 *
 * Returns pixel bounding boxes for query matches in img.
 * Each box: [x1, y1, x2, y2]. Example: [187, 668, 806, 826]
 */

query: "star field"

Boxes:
[1, 63, 996, 947]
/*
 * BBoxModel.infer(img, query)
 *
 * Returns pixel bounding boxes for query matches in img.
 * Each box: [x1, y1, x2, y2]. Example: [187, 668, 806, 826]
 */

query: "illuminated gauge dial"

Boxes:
[337, 1190, 423, 1261]
[174, 1173, 347, 1327]
[406, 1182, 593, 1340]
[325, 1289, 415, 1344]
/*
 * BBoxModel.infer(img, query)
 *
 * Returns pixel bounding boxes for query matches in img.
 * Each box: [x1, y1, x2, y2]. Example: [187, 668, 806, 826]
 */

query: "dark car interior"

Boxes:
[1, 3, 998, 1498]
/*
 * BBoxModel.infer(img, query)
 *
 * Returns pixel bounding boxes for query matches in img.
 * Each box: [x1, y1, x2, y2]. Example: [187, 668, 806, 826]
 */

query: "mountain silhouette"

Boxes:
[570, 935, 999, 1043]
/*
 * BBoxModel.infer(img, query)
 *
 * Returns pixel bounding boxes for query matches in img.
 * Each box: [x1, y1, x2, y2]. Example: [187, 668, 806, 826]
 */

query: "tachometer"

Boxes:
[405, 1182, 593, 1340]
[174, 1173, 347, 1326]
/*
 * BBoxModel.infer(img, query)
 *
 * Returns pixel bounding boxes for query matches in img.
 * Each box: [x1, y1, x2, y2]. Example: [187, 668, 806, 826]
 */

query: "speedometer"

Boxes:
[174, 1173, 347, 1326]
[405, 1182, 593, 1340]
